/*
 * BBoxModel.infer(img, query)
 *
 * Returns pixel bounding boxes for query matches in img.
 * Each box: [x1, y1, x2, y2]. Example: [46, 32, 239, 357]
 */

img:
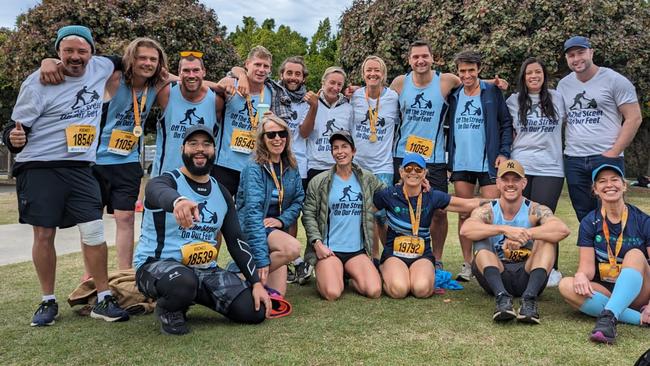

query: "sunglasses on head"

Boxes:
[179, 51, 204, 58]
[404, 165, 424, 174]
[264, 130, 289, 139]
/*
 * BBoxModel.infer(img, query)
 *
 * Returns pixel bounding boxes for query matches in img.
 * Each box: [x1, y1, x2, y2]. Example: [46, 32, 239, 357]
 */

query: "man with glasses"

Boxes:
[134, 124, 270, 335]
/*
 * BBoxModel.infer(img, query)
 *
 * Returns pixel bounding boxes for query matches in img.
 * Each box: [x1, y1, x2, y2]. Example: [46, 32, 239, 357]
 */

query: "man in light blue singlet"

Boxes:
[460, 160, 569, 324]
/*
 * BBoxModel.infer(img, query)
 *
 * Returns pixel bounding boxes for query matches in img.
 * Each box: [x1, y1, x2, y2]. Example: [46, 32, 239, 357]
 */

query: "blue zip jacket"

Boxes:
[236, 158, 304, 268]
[447, 80, 513, 178]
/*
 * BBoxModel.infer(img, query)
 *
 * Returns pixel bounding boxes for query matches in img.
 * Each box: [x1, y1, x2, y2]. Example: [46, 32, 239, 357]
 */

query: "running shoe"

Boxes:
[517, 297, 540, 324]
[296, 262, 313, 285]
[90, 295, 130, 322]
[493, 292, 516, 322]
[287, 264, 297, 284]
[546, 269, 562, 288]
[456, 262, 473, 282]
[434, 260, 444, 271]
[30, 299, 58, 327]
[590, 309, 617, 344]
[156, 305, 189, 335]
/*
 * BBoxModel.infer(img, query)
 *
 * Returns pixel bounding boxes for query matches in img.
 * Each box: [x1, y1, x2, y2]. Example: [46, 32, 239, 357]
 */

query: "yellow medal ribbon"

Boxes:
[246, 88, 265, 131]
[402, 185, 422, 236]
[365, 87, 380, 143]
[268, 160, 284, 214]
[601, 205, 628, 266]
[131, 86, 148, 137]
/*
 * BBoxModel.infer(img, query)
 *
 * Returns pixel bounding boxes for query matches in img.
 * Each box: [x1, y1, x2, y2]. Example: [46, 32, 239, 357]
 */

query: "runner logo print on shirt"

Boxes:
[62, 85, 103, 120]
[457, 100, 483, 130]
[179, 201, 219, 241]
[331, 185, 362, 217]
[520, 102, 559, 134]
[410, 92, 433, 109]
[62, 85, 103, 152]
[316, 119, 343, 152]
[179, 107, 205, 126]
[567, 90, 603, 126]
[71, 86, 101, 110]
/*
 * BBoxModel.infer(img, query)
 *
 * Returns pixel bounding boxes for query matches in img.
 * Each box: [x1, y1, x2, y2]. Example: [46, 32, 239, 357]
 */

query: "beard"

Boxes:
[182, 151, 215, 176]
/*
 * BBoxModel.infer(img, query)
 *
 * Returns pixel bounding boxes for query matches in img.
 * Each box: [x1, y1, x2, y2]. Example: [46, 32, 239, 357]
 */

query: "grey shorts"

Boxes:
[136, 258, 249, 314]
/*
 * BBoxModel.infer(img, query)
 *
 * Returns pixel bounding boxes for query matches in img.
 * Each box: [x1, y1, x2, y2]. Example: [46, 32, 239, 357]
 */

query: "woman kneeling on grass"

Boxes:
[559, 164, 650, 344]
[374, 153, 483, 298]
[302, 130, 384, 300]
[236, 114, 303, 296]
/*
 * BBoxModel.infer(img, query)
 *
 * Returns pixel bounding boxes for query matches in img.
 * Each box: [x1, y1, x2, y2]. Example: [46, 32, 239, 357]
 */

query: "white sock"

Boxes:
[293, 257, 304, 266]
[42, 294, 56, 302]
[97, 290, 112, 302]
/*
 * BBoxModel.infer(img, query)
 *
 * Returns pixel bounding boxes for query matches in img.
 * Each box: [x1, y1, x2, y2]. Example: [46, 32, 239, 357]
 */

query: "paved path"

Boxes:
[0, 214, 142, 266]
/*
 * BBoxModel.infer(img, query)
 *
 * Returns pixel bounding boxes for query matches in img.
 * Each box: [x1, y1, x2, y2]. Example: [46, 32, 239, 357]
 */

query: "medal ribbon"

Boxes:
[601, 205, 628, 266]
[365, 87, 380, 140]
[246, 88, 265, 131]
[131, 86, 148, 132]
[402, 185, 422, 236]
[269, 160, 284, 214]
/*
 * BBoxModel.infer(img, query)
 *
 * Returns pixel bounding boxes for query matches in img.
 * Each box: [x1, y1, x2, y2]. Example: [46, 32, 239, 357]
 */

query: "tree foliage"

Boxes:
[304, 18, 339, 91]
[339, 0, 650, 175]
[228, 16, 308, 79]
[0, 0, 238, 129]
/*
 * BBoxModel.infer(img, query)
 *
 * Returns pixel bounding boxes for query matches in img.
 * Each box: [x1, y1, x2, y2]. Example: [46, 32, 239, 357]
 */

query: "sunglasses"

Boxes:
[264, 130, 289, 139]
[179, 51, 204, 58]
[404, 165, 424, 174]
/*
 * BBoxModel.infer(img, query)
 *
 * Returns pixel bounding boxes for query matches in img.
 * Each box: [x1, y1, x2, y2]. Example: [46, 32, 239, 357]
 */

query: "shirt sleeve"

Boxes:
[373, 187, 389, 210]
[577, 212, 597, 248]
[610, 71, 638, 107]
[430, 191, 451, 210]
[144, 173, 179, 212]
[11, 81, 45, 128]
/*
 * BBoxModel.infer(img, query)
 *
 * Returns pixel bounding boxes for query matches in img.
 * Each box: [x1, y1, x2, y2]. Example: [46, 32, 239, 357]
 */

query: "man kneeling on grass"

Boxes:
[133, 125, 270, 335]
[460, 160, 570, 324]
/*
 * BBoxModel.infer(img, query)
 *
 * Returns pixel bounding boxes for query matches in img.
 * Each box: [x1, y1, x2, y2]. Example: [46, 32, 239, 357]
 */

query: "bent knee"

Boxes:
[318, 284, 343, 301]
[363, 282, 382, 299]
[384, 280, 409, 299]
[557, 277, 574, 298]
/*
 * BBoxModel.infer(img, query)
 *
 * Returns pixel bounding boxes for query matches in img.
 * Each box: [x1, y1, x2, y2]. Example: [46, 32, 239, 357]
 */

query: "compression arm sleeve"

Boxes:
[144, 173, 179, 212]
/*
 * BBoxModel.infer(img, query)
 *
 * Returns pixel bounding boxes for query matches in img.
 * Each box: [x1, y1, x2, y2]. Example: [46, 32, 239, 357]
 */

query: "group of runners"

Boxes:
[2, 25, 649, 344]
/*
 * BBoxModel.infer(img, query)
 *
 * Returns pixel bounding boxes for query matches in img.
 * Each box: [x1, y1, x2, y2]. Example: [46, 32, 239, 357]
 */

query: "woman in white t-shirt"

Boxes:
[506, 57, 566, 283]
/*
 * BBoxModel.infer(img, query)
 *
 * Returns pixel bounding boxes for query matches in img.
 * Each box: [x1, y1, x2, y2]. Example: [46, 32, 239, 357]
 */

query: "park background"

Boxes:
[0, 0, 649, 364]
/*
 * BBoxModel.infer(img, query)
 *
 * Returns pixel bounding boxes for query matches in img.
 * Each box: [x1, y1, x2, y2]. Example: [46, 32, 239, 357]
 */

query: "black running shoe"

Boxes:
[493, 292, 516, 322]
[157, 306, 189, 335]
[296, 262, 313, 285]
[517, 297, 540, 324]
[90, 295, 130, 322]
[590, 309, 617, 344]
[30, 299, 58, 327]
[287, 264, 297, 284]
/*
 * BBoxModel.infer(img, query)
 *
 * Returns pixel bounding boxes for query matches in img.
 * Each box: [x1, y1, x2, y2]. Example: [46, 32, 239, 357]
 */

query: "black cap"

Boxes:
[183, 125, 215, 144]
[329, 130, 355, 149]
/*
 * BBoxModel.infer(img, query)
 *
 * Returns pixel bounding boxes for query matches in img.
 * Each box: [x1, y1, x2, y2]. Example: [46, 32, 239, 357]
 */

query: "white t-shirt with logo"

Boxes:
[557, 67, 638, 157]
[306, 99, 353, 171]
[506, 90, 566, 177]
[288, 100, 309, 178]
[11, 57, 114, 163]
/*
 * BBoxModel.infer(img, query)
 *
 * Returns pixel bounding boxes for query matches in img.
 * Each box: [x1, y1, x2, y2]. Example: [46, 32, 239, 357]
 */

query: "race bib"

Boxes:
[231, 129, 255, 154]
[502, 248, 531, 263]
[107, 129, 138, 156]
[65, 125, 95, 153]
[598, 262, 621, 283]
[393, 235, 425, 259]
[405, 135, 433, 159]
[180, 242, 219, 269]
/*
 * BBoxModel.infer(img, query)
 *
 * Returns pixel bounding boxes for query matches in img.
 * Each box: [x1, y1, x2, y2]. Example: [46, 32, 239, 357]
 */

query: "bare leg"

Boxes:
[32, 226, 57, 295]
[114, 209, 135, 270]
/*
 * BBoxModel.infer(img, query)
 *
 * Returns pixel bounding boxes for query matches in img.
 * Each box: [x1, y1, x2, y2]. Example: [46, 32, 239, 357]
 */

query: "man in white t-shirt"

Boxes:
[2, 25, 130, 327]
[557, 36, 642, 222]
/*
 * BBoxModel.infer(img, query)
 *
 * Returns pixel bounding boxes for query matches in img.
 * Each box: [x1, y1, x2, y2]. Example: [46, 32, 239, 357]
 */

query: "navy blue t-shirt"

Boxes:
[578, 204, 650, 265]
[374, 185, 451, 257]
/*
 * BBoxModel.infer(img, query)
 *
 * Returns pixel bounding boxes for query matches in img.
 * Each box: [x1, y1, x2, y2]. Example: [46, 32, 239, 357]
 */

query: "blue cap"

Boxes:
[401, 153, 426, 169]
[55, 25, 95, 53]
[564, 36, 591, 53]
[592, 164, 623, 182]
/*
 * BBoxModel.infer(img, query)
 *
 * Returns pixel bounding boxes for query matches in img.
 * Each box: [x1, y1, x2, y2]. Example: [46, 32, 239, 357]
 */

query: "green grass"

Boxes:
[1, 186, 649, 365]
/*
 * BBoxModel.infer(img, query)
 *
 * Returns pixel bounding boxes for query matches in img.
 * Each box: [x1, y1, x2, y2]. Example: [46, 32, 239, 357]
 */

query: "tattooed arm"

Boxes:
[527, 202, 570, 243]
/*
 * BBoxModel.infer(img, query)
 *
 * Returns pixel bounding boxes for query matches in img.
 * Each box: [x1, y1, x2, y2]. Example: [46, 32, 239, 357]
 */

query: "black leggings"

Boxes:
[523, 175, 564, 269]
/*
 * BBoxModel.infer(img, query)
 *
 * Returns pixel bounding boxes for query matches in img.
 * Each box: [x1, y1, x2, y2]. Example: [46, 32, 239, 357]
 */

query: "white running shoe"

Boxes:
[546, 269, 563, 287]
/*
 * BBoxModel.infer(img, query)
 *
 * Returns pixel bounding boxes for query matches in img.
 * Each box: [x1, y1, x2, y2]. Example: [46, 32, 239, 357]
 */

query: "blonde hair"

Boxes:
[361, 55, 387, 85]
[321, 66, 346, 86]
[122, 37, 168, 88]
[247, 45, 273, 62]
[254, 113, 297, 169]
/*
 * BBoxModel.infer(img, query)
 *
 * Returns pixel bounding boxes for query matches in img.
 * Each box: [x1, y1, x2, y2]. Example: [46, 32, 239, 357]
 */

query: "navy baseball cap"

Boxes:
[183, 125, 215, 144]
[592, 164, 624, 182]
[401, 153, 426, 169]
[329, 130, 355, 149]
[564, 36, 591, 52]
